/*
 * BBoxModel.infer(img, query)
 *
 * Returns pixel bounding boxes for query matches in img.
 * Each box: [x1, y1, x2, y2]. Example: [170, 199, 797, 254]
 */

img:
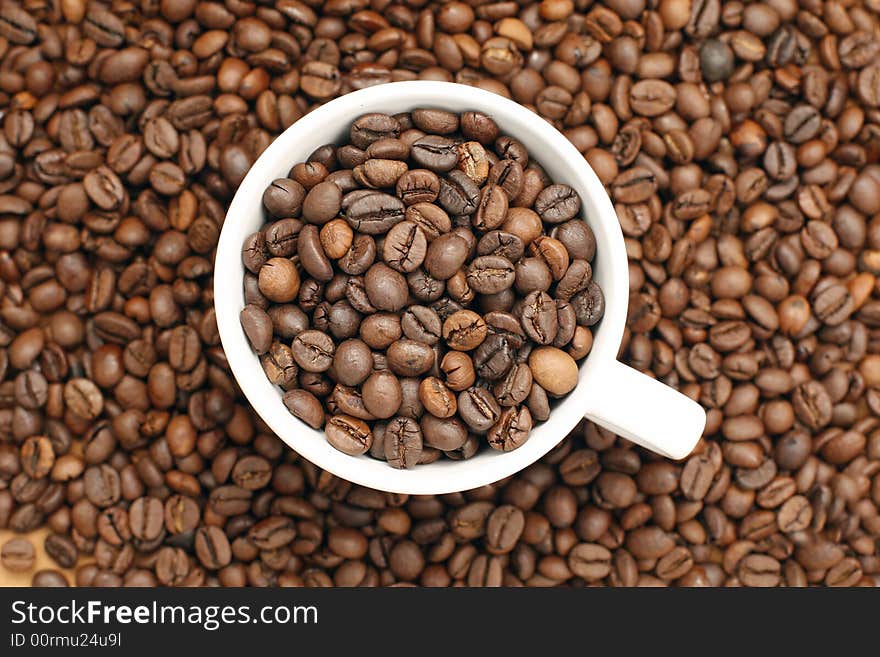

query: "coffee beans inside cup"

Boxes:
[241, 110, 604, 467]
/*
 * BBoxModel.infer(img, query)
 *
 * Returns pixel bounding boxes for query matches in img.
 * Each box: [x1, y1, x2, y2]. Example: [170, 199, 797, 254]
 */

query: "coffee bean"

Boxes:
[568, 543, 612, 581]
[292, 330, 335, 373]
[362, 371, 402, 419]
[387, 339, 435, 377]
[529, 347, 579, 396]
[258, 257, 301, 303]
[424, 233, 469, 280]
[320, 220, 353, 260]
[303, 181, 342, 225]
[15, 371, 48, 410]
[164, 495, 199, 536]
[443, 310, 488, 351]
[298, 224, 334, 282]
[346, 192, 406, 235]
[421, 414, 468, 451]
[382, 221, 427, 273]
[792, 381, 832, 430]
[31, 570, 68, 587]
[535, 185, 581, 223]
[487, 159, 524, 200]
[467, 256, 515, 295]
[326, 415, 373, 456]
[364, 263, 408, 312]
[571, 281, 605, 327]
[411, 135, 460, 172]
[473, 185, 509, 231]
[699, 39, 734, 82]
[487, 406, 532, 451]
[438, 170, 481, 216]
[20, 436, 54, 480]
[738, 554, 781, 587]
[44, 533, 77, 569]
[1, 537, 35, 572]
[263, 178, 306, 218]
[401, 306, 441, 346]
[384, 417, 423, 469]
[485, 505, 525, 554]
[351, 114, 401, 150]
[521, 291, 559, 345]
[630, 80, 676, 116]
[195, 526, 232, 570]
[418, 377, 457, 418]
[64, 378, 103, 420]
[440, 351, 476, 392]
[458, 386, 501, 433]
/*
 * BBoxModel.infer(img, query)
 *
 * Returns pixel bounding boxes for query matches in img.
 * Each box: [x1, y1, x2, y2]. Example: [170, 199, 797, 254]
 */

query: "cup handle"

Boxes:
[582, 360, 706, 460]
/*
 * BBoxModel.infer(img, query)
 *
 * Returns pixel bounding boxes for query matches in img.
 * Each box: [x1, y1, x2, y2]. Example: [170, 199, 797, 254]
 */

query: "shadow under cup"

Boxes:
[215, 81, 629, 495]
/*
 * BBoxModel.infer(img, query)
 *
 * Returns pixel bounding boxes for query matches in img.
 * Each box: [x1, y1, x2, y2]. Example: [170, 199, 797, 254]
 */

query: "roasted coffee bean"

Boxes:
[535, 185, 581, 224]
[405, 203, 451, 242]
[346, 192, 405, 235]
[571, 282, 605, 327]
[194, 526, 232, 570]
[339, 234, 377, 275]
[354, 159, 409, 189]
[438, 170, 481, 216]
[411, 135, 460, 173]
[326, 415, 372, 456]
[31, 570, 68, 587]
[467, 256, 516, 295]
[240, 305, 273, 354]
[382, 221, 427, 273]
[362, 371, 402, 419]
[458, 386, 502, 433]
[332, 340, 373, 387]
[487, 159, 524, 200]
[473, 334, 516, 381]
[401, 307, 442, 346]
[1, 537, 35, 572]
[263, 178, 306, 218]
[474, 185, 510, 231]
[552, 221, 596, 262]
[487, 406, 532, 451]
[397, 170, 441, 206]
[258, 257, 301, 303]
[292, 330, 335, 373]
[298, 225, 334, 282]
[443, 310, 488, 352]
[521, 291, 559, 345]
[351, 114, 401, 150]
[421, 414, 468, 451]
[478, 231, 525, 263]
[265, 219, 303, 258]
[425, 233, 470, 281]
[364, 263, 408, 312]
[20, 436, 53, 480]
[568, 543, 612, 581]
[384, 417, 423, 469]
[44, 533, 77, 569]
[418, 377, 457, 418]
[387, 340, 435, 377]
[530, 347, 579, 396]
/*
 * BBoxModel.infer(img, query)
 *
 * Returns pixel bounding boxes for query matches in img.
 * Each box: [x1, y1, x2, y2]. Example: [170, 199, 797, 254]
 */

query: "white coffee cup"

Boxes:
[215, 81, 706, 495]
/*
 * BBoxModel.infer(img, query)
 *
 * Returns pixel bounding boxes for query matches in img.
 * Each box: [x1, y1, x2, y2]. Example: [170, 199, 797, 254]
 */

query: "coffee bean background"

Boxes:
[0, 0, 879, 586]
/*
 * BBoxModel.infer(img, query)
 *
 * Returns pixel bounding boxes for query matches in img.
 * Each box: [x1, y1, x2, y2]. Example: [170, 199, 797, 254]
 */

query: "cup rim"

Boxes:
[215, 81, 628, 494]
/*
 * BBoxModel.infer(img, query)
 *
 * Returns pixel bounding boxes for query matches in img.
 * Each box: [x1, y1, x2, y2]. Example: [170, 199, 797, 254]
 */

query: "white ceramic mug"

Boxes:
[215, 81, 706, 495]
